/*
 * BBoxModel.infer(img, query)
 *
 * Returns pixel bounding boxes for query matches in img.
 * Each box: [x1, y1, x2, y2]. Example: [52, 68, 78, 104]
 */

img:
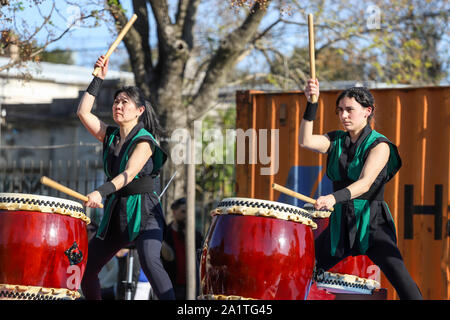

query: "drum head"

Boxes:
[0, 193, 90, 224]
[211, 197, 317, 229]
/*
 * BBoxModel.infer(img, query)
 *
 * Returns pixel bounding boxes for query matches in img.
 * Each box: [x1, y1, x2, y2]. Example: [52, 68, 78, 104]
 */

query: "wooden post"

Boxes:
[186, 128, 196, 300]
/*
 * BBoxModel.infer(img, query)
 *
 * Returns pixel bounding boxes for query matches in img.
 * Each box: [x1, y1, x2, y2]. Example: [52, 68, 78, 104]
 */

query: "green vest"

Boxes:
[326, 128, 401, 256]
[97, 126, 166, 241]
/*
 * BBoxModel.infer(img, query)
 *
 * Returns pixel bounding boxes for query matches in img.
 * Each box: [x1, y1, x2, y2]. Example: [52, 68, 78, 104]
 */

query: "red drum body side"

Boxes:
[200, 214, 315, 300]
[0, 210, 88, 291]
[328, 255, 378, 279]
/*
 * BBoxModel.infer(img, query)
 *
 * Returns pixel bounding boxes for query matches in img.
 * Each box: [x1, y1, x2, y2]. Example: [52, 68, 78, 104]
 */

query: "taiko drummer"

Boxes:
[77, 55, 175, 300]
[299, 79, 422, 300]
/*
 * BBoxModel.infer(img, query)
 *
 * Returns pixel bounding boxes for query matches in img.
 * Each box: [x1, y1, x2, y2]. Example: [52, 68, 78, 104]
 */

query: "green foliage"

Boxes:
[268, 45, 367, 88]
[38, 49, 74, 65]
[258, 0, 448, 87]
[363, 0, 447, 84]
[196, 107, 236, 198]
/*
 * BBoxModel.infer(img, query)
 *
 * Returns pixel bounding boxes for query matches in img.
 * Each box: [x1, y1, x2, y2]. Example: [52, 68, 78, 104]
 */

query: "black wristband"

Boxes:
[86, 76, 103, 97]
[96, 181, 116, 198]
[303, 101, 318, 121]
[332, 188, 351, 203]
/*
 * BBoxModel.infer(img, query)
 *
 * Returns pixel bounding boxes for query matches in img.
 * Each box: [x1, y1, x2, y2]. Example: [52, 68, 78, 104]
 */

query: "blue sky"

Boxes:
[9, 1, 137, 70]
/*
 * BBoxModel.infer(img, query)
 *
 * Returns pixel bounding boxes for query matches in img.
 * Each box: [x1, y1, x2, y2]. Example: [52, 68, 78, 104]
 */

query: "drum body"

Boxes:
[0, 193, 90, 300]
[200, 198, 316, 300]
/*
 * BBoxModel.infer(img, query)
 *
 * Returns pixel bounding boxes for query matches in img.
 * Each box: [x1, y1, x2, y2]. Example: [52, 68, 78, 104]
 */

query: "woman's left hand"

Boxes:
[314, 194, 336, 211]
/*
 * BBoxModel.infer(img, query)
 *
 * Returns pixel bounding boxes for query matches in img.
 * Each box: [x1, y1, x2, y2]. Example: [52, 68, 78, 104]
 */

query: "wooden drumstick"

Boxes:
[307, 13, 318, 103]
[40, 176, 103, 209]
[92, 13, 138, 77]
[272, 183, 333, 211]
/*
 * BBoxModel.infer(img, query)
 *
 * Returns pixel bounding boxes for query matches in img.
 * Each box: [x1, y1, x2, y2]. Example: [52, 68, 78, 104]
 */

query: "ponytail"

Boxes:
[140, 100, 164, 139]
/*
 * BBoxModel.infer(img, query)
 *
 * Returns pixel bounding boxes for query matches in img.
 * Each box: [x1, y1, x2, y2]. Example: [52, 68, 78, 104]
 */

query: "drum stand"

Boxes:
[123, 246, 137, 300]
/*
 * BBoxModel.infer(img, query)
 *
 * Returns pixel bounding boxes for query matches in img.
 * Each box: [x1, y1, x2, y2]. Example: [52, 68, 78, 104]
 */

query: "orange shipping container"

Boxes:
[235, 87, 450, 300]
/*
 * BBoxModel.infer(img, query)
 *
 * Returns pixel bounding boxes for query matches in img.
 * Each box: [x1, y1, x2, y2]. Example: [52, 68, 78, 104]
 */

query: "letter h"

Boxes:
[404, 184, 443, 240]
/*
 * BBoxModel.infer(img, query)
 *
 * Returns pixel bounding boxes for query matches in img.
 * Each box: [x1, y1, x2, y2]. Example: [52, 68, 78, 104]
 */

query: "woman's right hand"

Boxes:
[304, 78, 320, 103]
[84, 190, 103, 208]
[94, 55, 109, 79]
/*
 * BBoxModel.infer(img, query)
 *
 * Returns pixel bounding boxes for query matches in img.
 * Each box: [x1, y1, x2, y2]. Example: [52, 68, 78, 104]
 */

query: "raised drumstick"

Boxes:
[92, 13, 138, 77]
[272, 183, 333, 211]
[40, 176, 103, 209]
[307, 13, 317, 103]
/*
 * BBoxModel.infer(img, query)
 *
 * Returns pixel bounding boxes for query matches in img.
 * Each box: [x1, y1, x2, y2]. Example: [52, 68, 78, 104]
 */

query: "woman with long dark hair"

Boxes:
[299, 79, 422, 300]
[77, 55, 174, 300]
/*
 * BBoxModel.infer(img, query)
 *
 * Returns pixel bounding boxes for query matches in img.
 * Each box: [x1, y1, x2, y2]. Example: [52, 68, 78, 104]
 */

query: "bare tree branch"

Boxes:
[26, 2, 56, 43]
[189, 1, 270, 121]
[180, 0, 201, 50]
[175, 0, 190, 31]
[132, 0, 153, 70]
[148, 0, 174, 46]
[251, 17, 282, 43]
[0, 9, 96, 72]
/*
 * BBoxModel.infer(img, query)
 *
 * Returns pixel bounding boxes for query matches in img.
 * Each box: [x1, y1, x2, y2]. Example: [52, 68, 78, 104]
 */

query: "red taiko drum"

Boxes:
[0, 193, 90, 300]
[199, 198, 316, 300]
[307, 205, 380, 297]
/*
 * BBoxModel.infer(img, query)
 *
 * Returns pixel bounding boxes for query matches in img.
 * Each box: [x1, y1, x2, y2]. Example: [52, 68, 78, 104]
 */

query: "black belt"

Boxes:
[115, 176, 155, 197]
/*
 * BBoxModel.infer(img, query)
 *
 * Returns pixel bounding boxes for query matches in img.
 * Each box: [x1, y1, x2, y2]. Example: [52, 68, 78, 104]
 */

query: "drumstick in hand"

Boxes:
[92, 13, 138, 77]
[272, 183, 333, 211]
[40, 176, 103, 209]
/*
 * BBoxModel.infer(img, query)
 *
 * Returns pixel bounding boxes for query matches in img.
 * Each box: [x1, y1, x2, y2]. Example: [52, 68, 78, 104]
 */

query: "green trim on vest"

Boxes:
[330, 203, 342, 256]
[96, 194, 116, 239]
[103, 128, 119, 179]
[353, 199, 371, 253]
[126, 192, 141, 241]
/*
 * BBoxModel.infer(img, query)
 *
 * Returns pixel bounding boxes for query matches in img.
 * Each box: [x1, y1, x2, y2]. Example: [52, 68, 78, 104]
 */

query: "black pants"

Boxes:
[81, 207, 175, 300]
[314, 208, 423, 300]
